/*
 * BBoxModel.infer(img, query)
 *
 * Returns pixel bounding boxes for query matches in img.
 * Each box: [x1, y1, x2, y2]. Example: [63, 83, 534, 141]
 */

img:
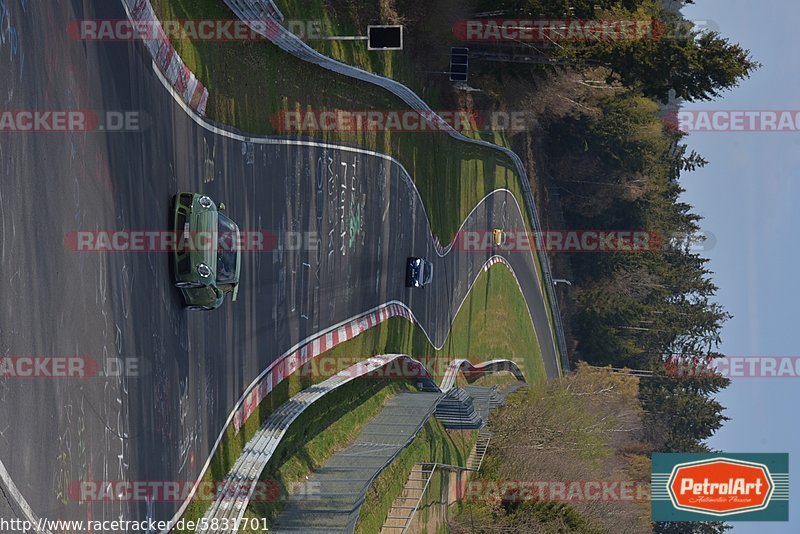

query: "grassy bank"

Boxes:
[175, 263, 544, 529]
[296, 264, 547, 387]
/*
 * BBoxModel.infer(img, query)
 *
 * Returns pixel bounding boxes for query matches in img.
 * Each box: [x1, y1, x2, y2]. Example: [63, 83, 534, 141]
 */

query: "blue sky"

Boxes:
[678, 1, 799, 531]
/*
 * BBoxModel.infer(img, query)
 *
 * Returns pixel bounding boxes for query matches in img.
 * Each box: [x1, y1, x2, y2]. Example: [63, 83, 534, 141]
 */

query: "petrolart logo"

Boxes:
[652, 453, 789, 521]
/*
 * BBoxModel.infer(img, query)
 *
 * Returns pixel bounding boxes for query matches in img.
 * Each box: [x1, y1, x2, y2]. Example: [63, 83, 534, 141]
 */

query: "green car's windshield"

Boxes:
[217, 213, 239, 284]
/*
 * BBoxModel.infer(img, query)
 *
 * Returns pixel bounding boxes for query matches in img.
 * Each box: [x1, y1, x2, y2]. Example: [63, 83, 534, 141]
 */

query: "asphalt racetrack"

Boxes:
[0, 0, 558, 526]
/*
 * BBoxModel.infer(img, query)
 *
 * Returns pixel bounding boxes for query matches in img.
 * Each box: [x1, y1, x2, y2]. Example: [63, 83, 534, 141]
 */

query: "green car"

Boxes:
[172, 192, 241, 311]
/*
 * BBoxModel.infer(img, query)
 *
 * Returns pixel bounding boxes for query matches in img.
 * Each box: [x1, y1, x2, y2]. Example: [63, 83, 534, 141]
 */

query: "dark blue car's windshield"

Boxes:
[217, 213, 239, 284]
[423, 262, 433, 284]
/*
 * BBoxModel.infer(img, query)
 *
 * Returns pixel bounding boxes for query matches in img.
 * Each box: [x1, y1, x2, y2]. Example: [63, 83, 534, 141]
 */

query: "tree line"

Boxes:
[471, 1, 757, 532]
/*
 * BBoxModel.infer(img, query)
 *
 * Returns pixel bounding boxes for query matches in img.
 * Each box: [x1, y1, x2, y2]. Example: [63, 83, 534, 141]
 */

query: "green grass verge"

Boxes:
[150, 0, 537, 244]
[272, 0, 469, 101]
[153, 0, 563, 366]
[355, 419, 474, 534]
[148, 1, 554, 528]
[408, 265, 547, 385]
[174, 263, 544, 530]
[151, 0, 562, 366]
[292, 264, 547, 387]
[269, 0, 425, 97]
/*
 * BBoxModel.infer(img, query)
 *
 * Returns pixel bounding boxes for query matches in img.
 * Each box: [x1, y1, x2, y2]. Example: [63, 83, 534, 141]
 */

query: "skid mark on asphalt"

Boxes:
[99, 377, 131, 522]
[55, 390, 88, 509]
[202, 366, 216, 456]
[96, 255, 108, 308]
[72, 174, 81, 215]
[153, 356, 174, 443]
[177, 381, 199, 473]
[242, 141, 254, 165]
[256, 214, 263, 273]
[0, 144, 17, 271]
[0, 168, 6, 264]
[94, 150, 113, 195]
[0, 0, 24, 86]
[202, 137, 215, 183]
[150, 64, 558, 532]
[120, 265, 130, 319]
[375, 235, 382, 294]
[80, 241, 134, 520]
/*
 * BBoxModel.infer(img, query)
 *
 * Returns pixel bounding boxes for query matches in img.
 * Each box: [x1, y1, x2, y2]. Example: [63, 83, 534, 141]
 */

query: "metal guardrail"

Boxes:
[197, 354, 431, 533]
[264, 0, 283, 21]
[439, 359, 526, 393]
[197, 356, 524, 532]
[221, 0, 570, 374]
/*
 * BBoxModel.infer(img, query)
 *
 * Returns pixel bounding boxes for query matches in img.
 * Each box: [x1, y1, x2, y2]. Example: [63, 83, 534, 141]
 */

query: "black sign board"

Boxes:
[367, 25, 403, 50]
[450, 47, 469, 82]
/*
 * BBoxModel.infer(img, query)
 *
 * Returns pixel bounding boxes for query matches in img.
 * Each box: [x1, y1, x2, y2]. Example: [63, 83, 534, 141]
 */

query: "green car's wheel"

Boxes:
[175, 281, 202, 289]
[186, 305, 213, 311]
